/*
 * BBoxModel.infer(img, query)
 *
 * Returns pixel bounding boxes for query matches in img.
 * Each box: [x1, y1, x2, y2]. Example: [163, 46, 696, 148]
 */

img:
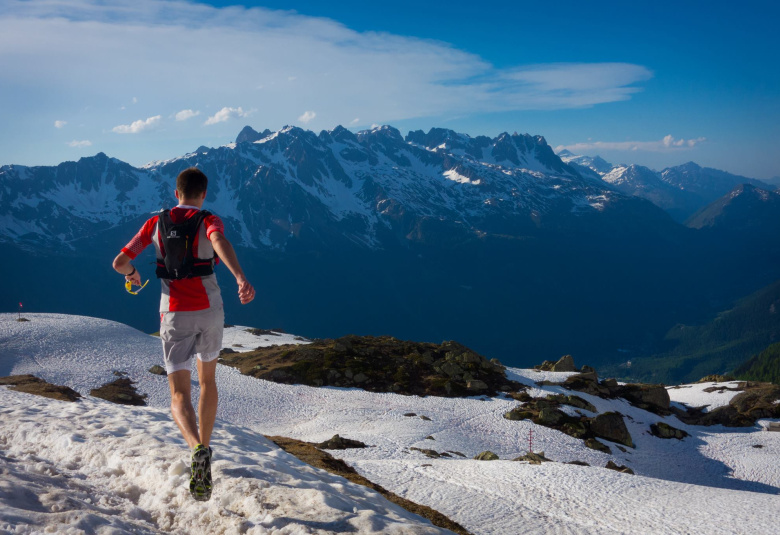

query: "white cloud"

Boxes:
[67, 140, 92, 148]
[132, 97, 138, 104]
[556, 135, 707, 154]
[298, 110, 316, 123]
[175, 109, 200, 121]
[112, 115, 161, 134]
[204, 107, 249, 126]
[0, 0, 655, 138]
[349, 117, 360, 125]
[54, 120, 67, 129]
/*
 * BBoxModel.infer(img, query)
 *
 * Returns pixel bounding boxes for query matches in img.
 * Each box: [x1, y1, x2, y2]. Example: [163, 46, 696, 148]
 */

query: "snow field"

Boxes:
[0, 389, 449, 535]
[3, 313, 780, 534]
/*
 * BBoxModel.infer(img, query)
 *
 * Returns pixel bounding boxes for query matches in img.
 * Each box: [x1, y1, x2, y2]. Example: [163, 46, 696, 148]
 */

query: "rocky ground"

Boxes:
[219, 335, 520, 397]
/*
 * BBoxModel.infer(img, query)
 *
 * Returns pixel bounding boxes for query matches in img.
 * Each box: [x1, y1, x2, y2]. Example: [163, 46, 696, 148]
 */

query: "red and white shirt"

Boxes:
[122, 206, 225, 313]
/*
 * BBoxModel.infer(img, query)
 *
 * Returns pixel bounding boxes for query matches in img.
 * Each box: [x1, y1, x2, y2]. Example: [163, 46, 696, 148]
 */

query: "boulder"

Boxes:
[317, 434, 367, 450]
[650, 422, 688, 440]
[536, 407, 566, 426]
[534, 360, 556, 371]
[474, 451, 499, 461]
[588, 412, 633, 447]
[552, 355, 577, 372]
[619, 384, 671, 413]
[467, 380, 489, 392]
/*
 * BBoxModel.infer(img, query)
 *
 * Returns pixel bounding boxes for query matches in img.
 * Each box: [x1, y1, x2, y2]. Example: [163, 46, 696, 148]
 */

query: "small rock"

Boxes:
[605, 461, 634, 474]
[148, 365, 167, 376]
[403, 412, 417, 417]
[584, 438, 612, 454]
[420, 415, 432, 421]
[425, 435, 435, 440]
[568, 460, 590, 466]
[512, 451, 551, 464]
[474, 451, 499, 461]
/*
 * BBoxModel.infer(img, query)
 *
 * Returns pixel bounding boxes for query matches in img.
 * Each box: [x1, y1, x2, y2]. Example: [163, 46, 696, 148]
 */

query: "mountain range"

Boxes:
[2, 125, 779, 380]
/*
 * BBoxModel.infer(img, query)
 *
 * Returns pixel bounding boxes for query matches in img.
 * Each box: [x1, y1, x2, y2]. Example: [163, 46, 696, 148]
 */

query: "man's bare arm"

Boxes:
[209, 232, 255, 304]
[113, 252, 141, 285]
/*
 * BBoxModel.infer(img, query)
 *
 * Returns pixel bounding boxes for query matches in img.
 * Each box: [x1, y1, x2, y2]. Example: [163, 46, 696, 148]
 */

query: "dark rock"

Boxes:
[420, 415, 432, 421]
[550, 394, 597, 413]
[220, 347, 237, 355]
[536, 407, 567, 426]
[16, 318, 30, 322]
[697, 374, 735, 383]
[584, 438, 612, 454]
[534, 360, 556, 371]
[425, 435, 435, 440]
[148, 365, 167, 376]
[619, 384, 671, 413]
[218, 335, 520, 398]
[474, 451, 499, 461]
[567, 460, 590, 466]
[512, 451, 552, 464]
[552, 355, 576, 372]
[316, 434, 367, 450]
[674, 382, 780, 427]
[588, 412, 633, 447]
[605, 461, 634, 474]
[563, 373, 609, 397]
[650, 422, 689, 440]
[90, 378, 147, 406]
[448, 451, 467, 458]
[581, 365, 596, 375]
[411, 447, 451, 459]
[404, 412, 417, 417]
[0, 375, 81, 402]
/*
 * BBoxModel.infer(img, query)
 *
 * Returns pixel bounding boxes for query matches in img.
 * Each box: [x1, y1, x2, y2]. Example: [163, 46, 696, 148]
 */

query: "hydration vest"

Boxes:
[155, 209, 215, 280]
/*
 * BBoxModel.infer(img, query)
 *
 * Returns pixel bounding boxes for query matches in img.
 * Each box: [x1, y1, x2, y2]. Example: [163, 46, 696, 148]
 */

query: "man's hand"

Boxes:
[237, 278, 255, 304]
[126, 269, 142, 287]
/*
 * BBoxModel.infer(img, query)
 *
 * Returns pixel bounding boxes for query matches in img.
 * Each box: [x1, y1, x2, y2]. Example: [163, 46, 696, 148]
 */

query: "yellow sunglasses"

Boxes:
[125, 279, 149, 295]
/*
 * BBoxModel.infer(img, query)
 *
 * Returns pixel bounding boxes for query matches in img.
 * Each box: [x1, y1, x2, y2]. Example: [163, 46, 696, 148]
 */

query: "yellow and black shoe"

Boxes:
[189, 444, 213, 501]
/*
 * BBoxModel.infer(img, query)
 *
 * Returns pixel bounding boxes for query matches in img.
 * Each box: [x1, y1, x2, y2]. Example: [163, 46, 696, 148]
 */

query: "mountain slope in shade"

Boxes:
[686, 183, 780, 231]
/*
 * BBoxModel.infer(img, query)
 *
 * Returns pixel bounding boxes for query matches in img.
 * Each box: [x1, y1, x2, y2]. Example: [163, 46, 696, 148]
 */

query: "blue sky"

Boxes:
[1, 0, 778, 179]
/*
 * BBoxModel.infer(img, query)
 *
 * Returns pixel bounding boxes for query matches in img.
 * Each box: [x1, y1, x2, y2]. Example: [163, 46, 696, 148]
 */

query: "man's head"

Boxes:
[176, 167, 208, 202]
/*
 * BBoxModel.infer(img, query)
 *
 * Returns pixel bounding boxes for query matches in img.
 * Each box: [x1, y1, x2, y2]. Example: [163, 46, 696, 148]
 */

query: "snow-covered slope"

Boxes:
[2, 313, 780, 535]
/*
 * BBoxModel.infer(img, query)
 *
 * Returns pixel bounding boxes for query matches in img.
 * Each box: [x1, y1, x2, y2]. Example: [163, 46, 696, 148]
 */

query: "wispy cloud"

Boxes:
[112, 115, 161, 134]
[175, 109, 200, 121]
[54, 120, 67, 129]
[1, 0, 654, 134]
[204, 107, 249, 125]
[556, 135, 707, 154]
[67, 140, 92, 148]
[298, 110, 316, 124]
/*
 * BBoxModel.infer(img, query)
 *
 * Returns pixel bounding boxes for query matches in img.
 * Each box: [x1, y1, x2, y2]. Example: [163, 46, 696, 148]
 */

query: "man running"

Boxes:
[112, 167, 255, 501]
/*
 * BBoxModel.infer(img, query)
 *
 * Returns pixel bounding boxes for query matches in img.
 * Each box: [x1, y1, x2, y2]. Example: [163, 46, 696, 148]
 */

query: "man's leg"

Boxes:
[196, 358, 218, 447]
[168, 370, 201, 449]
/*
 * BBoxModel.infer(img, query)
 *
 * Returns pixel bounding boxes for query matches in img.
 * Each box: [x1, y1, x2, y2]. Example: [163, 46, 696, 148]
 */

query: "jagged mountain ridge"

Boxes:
[558, 151, 774, 221]
[1, 125, 657, 252]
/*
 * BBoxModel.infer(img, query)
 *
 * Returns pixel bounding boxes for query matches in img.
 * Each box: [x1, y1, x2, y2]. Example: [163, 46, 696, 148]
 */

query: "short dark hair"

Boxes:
[176, 167, 208, 199]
